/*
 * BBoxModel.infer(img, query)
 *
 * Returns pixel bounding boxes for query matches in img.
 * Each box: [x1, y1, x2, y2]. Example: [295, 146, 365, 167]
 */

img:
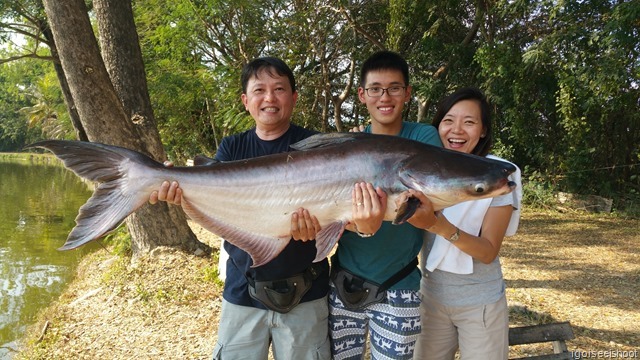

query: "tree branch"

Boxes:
[0, 53, 56, 64]
[323, 5, 385, 50]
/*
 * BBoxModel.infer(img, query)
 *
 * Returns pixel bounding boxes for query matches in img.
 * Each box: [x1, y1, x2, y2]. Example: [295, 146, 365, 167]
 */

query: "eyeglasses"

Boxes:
[364, 86, 407, 97]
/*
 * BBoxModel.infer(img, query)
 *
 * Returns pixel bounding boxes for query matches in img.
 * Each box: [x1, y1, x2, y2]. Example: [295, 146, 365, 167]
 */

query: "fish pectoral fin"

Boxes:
[392, 195, 422, 225]
[313, 221, 346, 262]
[248, 235, 291, 268]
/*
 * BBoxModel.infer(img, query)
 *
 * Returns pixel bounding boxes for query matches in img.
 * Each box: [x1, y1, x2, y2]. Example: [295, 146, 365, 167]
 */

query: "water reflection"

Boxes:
[0, 159, 99, 359]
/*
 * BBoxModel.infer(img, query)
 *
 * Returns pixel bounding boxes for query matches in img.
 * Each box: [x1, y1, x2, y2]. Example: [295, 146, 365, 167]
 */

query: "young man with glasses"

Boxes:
[328, 50, 442, 359]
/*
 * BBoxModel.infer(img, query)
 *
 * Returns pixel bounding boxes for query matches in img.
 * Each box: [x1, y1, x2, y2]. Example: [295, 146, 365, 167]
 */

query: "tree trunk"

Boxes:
[416, 98, 429, 123]
[40, 25, 88, 142]
[332, 58, 355, 132]
[93, 0, 164, 158]
[42, 0, 209, 256]
[94, 0, 206, 256]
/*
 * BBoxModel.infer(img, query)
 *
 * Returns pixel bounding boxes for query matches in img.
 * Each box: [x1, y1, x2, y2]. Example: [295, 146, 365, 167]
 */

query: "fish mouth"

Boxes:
[471, 177, 516, 197]
[491, 179, 516, 196]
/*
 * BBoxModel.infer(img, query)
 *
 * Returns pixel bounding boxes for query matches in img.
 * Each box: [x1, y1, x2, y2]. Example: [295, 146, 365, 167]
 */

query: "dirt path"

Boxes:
[15, 209, 639, 359]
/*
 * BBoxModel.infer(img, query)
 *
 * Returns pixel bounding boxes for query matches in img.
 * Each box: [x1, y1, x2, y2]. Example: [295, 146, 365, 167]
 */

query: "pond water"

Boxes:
[0, 158, 99, 359]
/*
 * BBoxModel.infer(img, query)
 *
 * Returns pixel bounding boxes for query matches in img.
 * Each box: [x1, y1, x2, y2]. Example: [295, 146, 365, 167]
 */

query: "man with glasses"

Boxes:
[328, 51, 442, 359]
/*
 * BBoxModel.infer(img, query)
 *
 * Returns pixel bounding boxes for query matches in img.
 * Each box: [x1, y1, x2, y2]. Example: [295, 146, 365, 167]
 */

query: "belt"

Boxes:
[331, 255, 418, 310]
[247, 263, 324, 313]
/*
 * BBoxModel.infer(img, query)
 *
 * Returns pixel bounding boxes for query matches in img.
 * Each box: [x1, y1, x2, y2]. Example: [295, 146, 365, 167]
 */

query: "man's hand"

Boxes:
[349, 182, 387, 235]
[291, 208, 321, 241]
[149, 161, 183, 205]
[149, 180, 183, 206]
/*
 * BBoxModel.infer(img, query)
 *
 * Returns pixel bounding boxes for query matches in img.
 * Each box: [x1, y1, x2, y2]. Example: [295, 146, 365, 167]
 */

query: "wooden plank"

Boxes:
[552, 340, 569, 353]
[509, 322, 575, 346]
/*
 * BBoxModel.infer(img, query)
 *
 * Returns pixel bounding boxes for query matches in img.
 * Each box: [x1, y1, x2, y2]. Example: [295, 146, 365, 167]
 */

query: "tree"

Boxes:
[133, 0, 256, 159]
[0, 57, 35, 149]
[477, 0, 639, 199]
[0, 0, 87, 141]
[3, 0, 637, 213]
[41, 0, 209, 256]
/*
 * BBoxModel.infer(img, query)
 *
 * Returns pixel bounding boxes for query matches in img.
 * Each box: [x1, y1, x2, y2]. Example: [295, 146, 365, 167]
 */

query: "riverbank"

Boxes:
[14, 209, 640, 359]
[0, 152, 58, 164]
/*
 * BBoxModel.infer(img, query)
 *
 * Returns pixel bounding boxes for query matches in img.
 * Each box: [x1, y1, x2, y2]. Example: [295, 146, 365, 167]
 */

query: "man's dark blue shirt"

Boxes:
[214, 124, 330, 309]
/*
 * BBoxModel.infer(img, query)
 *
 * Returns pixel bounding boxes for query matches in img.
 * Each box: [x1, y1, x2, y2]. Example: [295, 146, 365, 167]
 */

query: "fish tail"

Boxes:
[27, 140, 163, 250]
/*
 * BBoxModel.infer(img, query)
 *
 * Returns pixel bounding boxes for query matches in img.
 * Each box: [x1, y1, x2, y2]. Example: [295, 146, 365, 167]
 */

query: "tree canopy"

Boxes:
[1, 0, 638, 212]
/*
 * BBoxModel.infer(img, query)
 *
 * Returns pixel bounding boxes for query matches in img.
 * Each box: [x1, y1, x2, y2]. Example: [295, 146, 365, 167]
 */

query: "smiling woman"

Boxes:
[0, 159, 98, 357]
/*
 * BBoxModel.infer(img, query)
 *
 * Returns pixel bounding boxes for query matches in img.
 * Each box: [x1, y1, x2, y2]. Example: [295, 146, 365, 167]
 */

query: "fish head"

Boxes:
[399, 149, 517, 211]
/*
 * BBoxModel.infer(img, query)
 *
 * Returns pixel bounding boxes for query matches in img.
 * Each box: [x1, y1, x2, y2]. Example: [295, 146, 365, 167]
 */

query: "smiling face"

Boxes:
[358, 69, 411, 134]
[241, 68, 298, 132]
[438, 99, 486, 154]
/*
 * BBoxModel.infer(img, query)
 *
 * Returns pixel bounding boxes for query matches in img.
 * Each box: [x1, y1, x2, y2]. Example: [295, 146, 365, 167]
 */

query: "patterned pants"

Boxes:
[328, 284, 421, 360]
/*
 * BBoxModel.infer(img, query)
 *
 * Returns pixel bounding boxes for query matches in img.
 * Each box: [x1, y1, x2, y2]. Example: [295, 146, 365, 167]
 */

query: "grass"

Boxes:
[502, 208, 639, 357]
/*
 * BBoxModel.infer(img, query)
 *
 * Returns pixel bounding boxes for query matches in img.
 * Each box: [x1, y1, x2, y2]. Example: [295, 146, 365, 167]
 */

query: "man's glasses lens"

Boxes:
[365, 86, 406, 97]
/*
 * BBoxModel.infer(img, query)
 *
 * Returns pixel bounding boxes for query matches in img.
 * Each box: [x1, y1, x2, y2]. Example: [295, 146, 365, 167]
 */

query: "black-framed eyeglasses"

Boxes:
[364, 86, 407, 97]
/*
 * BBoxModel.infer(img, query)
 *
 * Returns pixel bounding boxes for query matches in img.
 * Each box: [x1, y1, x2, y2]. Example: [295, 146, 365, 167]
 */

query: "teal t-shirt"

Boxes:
[335, 121, 442, 291]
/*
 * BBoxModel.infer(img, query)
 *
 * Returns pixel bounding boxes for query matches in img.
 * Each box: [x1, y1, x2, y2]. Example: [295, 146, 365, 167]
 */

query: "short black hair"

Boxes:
[359, 51, 409, 87]
[241, 57, 296, 94]
[432, 87, 493, 156]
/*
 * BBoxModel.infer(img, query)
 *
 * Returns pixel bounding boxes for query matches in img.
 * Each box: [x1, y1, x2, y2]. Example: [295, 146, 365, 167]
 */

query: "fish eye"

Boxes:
[475, 184, 485, 193]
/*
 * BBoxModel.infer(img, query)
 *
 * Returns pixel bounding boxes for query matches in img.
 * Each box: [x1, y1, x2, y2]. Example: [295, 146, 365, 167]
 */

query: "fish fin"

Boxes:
[290, 133, 370, 151]
[392, 195, 421, 225]
[181, 201, 289, 267]
[26, 140, 163, 250]
[26, 140, 163, 182]
[193, 154, 218, 166]
[60, 184, 148, 250]
[313, 221, 346, 262]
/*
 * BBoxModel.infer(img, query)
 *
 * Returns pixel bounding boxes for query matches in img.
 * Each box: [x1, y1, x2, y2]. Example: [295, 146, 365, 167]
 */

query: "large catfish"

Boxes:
[28, 133, 516, 266]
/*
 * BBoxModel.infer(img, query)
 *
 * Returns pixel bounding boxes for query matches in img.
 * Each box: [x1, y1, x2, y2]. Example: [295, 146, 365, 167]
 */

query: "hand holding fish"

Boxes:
[348, 182, 386, 235]
[290, 208, 321, 241]
[150, 180, 183, 205]
[349, 125, 366, 133]
[394, 189, 439, 230]
[149, 161, 183, 206]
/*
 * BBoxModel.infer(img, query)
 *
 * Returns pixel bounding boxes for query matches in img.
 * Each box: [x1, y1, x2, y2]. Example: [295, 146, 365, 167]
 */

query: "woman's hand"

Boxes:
[394, 189, 438, 229]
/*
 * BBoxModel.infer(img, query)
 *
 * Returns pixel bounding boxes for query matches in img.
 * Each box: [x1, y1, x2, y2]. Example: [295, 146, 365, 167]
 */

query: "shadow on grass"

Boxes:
[502, 211, 639, 313]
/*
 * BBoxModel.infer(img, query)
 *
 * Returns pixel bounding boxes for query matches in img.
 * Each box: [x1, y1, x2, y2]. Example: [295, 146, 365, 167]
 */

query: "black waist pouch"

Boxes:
[331, 255, 418, 310]
[248, 264, 323, 313]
